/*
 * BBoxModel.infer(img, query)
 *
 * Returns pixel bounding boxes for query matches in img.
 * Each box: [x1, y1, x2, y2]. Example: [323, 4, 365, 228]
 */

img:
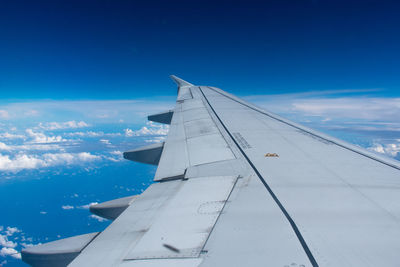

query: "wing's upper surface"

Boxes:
[22, 77, 400, 267]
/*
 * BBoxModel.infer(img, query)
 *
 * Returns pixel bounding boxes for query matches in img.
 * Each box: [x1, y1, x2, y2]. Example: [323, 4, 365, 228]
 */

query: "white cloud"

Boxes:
[124, 128, 135, 136]
[0, 132, 25, 140]
[0, 227, 21, 259]
[0, 235, 17, 248]
[0, 111, 9, 119]
[76, 152, 101, 161]
[0, 143, 11, 151]
[65, 131, 121, 137]
[0, 247, 21, 259]
[0, 152, 101, 172]
[109, 150, 122, 156]
[40, 211, 47, 215]
[369, 142, 400, 157]
[43, 152, 100, 166]
[4, 227, 20, 237]
[104, 151, 123, 162]
[0, 154, 43, 172]
[65, 131, 89, 137]
[0, 141, 63, 152]
[124, 122, 169, 137]
[104, 156, 122, 162]
[62, 202, 98, 211]
[0, 227, 21, 248]
[66, 131, 103, 137]
[89, 214, 107, 222]
[26, 129, 65, 143]
[17, 144, 64, 151]
[38, 121, 89, 130]
[100, 139, 111, 145]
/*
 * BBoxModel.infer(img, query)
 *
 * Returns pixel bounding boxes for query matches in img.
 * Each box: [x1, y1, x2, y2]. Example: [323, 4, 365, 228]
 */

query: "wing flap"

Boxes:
[125, 175, 237, 260]
[69, 180, 183, 266]
[69, 176, 237, 266]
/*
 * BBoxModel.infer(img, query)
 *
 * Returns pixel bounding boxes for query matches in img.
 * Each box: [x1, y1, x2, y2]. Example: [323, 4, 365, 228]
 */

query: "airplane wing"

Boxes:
[22, 76, 400, 267]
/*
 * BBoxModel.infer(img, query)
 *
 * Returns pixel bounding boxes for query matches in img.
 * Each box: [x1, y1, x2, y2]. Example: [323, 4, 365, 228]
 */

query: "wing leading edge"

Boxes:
[22, 76, 400, 267]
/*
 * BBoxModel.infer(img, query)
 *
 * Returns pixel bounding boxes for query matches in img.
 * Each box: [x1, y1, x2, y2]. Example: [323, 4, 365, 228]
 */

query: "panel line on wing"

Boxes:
[154, 87, 236, 181]
[198, 86, 319, 267]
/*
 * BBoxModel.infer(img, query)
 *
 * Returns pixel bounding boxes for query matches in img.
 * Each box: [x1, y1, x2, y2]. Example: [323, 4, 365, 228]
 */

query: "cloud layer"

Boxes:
[38, 121, 89, 130]
[0, 99, 173, 123]
[369, 141, 400, 159]
[0, 117, 172, 174]
[0, 226, 22, 260]
[124, 121, 169, 137]
[0, 152, 101, 172]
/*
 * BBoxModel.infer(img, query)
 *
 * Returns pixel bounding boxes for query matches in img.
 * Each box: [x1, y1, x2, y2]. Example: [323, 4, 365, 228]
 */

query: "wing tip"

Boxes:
[170, 75, 194, 88]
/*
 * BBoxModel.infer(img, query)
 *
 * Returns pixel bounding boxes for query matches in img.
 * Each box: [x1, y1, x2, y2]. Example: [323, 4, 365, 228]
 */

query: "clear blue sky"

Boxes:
[0, 0, 399, 99]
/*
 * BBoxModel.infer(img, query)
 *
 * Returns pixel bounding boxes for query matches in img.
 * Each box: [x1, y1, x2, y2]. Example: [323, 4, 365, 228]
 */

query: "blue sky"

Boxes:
[1, 0, 400, 99]
[0, 1, 400, 266]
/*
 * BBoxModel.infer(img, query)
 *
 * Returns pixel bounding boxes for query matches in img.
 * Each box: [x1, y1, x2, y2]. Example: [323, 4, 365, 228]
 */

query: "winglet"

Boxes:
[170, 75, 193, 88]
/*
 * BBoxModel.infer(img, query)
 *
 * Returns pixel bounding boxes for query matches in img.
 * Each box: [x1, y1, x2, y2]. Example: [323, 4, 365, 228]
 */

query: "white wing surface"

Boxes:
[22, 76, 400, 267]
